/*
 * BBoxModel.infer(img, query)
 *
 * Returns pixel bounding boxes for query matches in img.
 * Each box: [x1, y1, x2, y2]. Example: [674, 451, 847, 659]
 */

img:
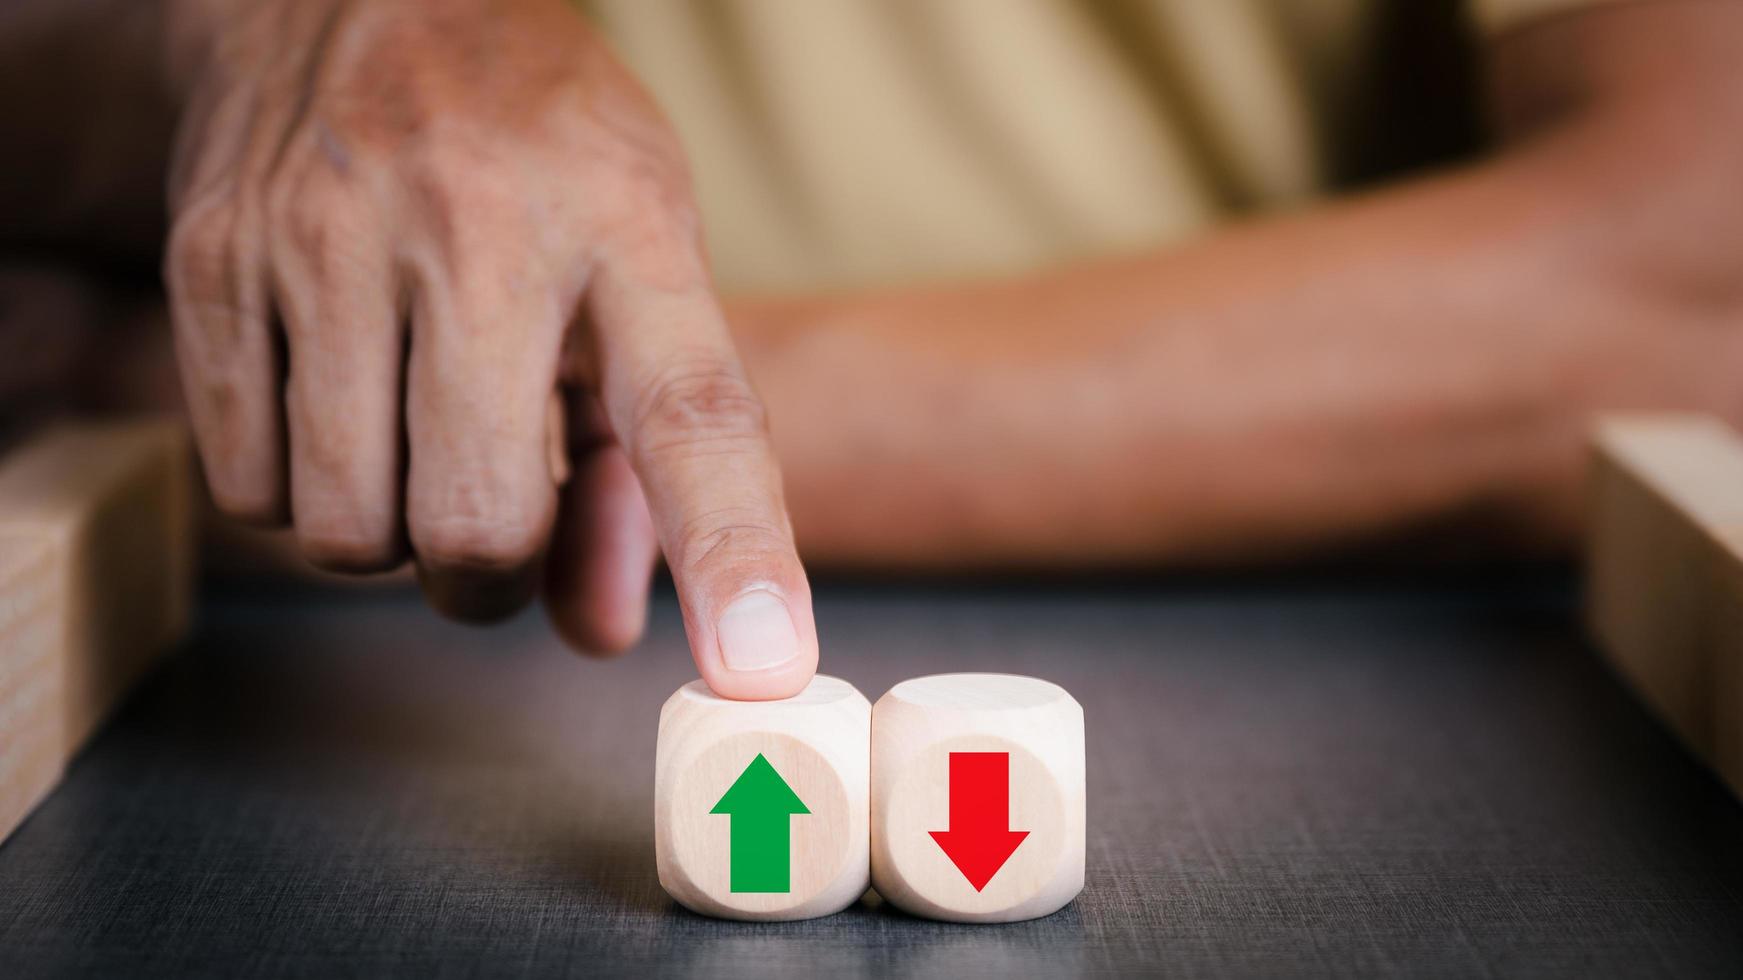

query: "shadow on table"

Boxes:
[99, 600, 677, 912]
[641, 892, 1089, 977]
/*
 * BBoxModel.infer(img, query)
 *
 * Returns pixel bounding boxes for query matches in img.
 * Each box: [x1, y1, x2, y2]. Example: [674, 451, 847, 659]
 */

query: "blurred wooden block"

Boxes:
[0, 419, 194, 844]
[870, 673, 1084, 922]
[1710, 524, 1743, 797]
[1587, 414, 1743, 798]
[654, 675, 870, 920]
[0, 535, 64, 848]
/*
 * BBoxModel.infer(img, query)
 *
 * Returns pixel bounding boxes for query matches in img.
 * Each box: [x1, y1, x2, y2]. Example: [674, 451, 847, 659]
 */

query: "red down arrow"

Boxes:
[929, 752, 1030, 891]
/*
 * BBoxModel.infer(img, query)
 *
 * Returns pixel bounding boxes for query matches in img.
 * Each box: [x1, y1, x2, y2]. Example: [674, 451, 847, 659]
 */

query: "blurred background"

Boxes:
[9, 0, 1742, 594]
[0, 0, 1511, 580]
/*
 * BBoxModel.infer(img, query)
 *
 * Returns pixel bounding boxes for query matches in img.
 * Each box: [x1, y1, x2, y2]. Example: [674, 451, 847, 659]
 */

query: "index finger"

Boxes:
[586, 245, 818, 701]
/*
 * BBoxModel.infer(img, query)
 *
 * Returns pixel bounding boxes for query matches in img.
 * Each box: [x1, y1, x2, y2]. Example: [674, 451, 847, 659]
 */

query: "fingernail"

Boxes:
[716, 589, 800, 672]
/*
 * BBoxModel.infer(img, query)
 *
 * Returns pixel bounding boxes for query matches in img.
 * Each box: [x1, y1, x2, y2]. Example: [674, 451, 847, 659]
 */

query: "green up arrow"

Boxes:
[710, 753, 810, 893]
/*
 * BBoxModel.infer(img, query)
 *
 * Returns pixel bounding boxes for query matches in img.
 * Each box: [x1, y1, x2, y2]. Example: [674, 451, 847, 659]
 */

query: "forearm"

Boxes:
[736, 172, 1624, 570]
[734, 2, 1743, 571]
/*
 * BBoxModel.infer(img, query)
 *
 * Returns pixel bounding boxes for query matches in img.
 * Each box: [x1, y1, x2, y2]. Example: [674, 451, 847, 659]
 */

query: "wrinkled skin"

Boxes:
[162, 0, 817, 699]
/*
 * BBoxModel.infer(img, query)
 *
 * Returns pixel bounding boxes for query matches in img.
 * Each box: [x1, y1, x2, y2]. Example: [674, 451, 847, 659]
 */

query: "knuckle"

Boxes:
[674, 509, 791, 577]
[164, 199, 264, 357]
[164, 202, 237, 303]
[629, 361, 768, 458]
[592, 151, 705, 282]
[406, 140, 506, 238]
[268, 167, 354, 265]
[274, 187, 329, 256]
[412, 513, 544, 574]
[610, 158, 698, 228]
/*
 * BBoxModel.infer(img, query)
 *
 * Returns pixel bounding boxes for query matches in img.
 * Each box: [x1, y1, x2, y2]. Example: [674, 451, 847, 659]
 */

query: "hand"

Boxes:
[162, 0, 816, 698]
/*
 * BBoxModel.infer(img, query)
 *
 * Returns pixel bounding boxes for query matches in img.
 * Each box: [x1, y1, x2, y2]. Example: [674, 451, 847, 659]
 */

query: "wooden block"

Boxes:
[0, 535, 64, 844]
[654, 675, 871, 920]
[1586, 414, 1743, 797]
[870, 673, 1084, 922]
[0, 419, 194, 843]
[1710, 526, 1743, 797]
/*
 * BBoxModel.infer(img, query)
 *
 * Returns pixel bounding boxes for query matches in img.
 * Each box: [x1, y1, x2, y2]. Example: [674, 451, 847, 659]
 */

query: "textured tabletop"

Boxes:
[2, 578, 1742, 978]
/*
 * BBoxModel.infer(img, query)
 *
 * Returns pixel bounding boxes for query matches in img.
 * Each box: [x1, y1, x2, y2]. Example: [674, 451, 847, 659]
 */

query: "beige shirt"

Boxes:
[577, 0, 1623, 294]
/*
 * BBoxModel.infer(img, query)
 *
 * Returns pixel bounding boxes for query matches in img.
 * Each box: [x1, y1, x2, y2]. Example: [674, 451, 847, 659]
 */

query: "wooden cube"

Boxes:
[1587, 414, 1743, 798]
[870, 673, 1084, 922]
[0, 419, 194, 843]
[654, 675, 871, 920]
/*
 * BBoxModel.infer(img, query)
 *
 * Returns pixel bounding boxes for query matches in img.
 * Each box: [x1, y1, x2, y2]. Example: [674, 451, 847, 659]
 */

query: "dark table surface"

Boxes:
[2, 577, 1742, 979]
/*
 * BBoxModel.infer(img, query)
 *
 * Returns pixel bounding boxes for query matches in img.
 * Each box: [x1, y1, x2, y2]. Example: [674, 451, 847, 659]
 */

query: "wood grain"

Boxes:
[0, 534, 62, 843]
[655, 675, 871, 920]
[871, 673, 1084, 922]
[0, 418, 193, 843]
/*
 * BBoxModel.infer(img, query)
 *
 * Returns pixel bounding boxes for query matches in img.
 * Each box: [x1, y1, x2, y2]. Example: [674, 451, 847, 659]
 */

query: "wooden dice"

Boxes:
[655, 674, 871, 920]
[654, 671, 1084, 923]
[871, 673, 1085, 922]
